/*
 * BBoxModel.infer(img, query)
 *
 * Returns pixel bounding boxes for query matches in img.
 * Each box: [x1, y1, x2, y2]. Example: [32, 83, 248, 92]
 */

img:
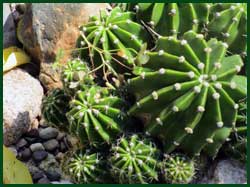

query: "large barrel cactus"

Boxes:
[128, 31, 246, 157]
[42, 89, 70, 129]
[131, 3, 246, 56]
[67, 86, 127, 147]
[78, 7, 149, 77]
[109, 135, 159, 184]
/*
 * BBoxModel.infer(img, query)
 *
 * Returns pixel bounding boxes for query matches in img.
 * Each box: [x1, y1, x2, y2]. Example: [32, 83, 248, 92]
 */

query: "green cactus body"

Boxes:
[62, 59, 94, 96]
[78, 7, 148, 77]
[67, 86, 127, 147]
[162, 154, 195, 184]
[128, 31, 246, 157]
[42, 89, 70, 129]
[110, 135, 159, 184]
[132, 3, 246, 56]
[64, 150, 106, 183]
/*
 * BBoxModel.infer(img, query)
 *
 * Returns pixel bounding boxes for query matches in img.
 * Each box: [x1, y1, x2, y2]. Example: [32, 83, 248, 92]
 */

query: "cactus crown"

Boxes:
[128, 31, 246, 157]
[64, 150, 106, 183]
[41, 88, 70, 129]
[110, 134, 159, 184]
[67, 86, 127, 147]
[162, 154, 195, 184]
[78, 7, 148, 78]
[62, 59, 94, 96]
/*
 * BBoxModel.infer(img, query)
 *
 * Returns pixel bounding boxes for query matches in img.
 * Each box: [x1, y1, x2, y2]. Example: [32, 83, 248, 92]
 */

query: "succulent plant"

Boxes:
[63, 149, 106, 183]
[62, 59, 94, 96]
[128, 31, 246, 157]
[67, 86, 127, 147]
[77, 7, 149, 78]
[109, 134, 159, 184]
[131, 3, 246, 56]
[162, 153, 195, 184]
[42, 88, 70, 129]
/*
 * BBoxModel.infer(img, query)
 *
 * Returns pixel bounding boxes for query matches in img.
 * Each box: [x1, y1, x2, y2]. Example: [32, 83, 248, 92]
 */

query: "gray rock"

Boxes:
[37, 177, 51, 184]
[45, 169, 61, 181]
[39, 127, 58, 140]
[56, 132, 65, 141]
[39, 153, 59, 172]
[17, 3, 110, 90]
[19, 148, 32, 161]
[3, 69, 44, 146]
[199, 159, 246, 184]
[32, 170, 44, 182]
[32, 150, 48, 162]
[16, 138, 28, 149]
[30, 143, 45, 152]
[43, 139, 59, 152]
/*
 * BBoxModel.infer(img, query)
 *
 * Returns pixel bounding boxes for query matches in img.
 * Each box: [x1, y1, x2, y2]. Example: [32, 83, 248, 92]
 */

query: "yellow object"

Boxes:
[3, 46, 30, 73]
[3, 145, 33, 184]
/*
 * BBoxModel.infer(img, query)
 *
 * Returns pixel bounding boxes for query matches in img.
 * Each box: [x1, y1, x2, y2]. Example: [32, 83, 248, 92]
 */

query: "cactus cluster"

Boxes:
[64, 150, 106, 183]
[77, 7, 149, 77]
[67, 86, 127, 147]
[128, 31, 246, 157]
[130, 3, 246, 56]
[110, 135, 159, 184]
[162, 154, 195, 184]
[41, 88, 70, 129]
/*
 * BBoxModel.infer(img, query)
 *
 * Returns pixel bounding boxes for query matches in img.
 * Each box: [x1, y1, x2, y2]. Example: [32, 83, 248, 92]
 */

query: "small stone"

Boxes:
[56, 132, 65, 141]
[32, 170, 44, 182]
[30, 143, 45, 152]
[25, 128, 39, 137]
[25, 137, 39, 144]
[55, 152, 64, 162]
[43, 139, 59, 152]
[32, 150, 48, 162]
[37, 177, 51, 184]
[19, 148, 32, 161]
[38, 154, 58, 171]
[39, 127, 58, 140]
[45, 170, 61, 181]
[16, 138, 28, 149]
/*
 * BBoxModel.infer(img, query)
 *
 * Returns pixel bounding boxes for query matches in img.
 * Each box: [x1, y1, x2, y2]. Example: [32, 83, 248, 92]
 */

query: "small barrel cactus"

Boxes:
[41, 89, 70, 129]
[131, 3, 246, 56]
[62, 59, 94, 96]
[63, 149, 106, 183]
[67, 86, 127, 147]
[128, 31, 246, 157]
[77, 7, 149, 77]
[162, 154, 195, 184]
[109, 134, 159, 184]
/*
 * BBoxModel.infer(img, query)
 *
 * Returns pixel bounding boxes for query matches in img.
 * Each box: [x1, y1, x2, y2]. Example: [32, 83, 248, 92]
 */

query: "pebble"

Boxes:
[25, 137, 39, 144]
[32, 150, 48, 162]
[56, 132, 65, 141]
[32, 170, 44, 182]
[30, 143, 45, 152]
[19, 148, 32, 161]
[43, 139, 59, 152]
[39, 127, 58, 140]
[55, 152, 64, 162]
[16, 138, 28, 149]
[37, 177, 51, 184]
[25, 128, 39, 137]
[45, 170, 61, 181]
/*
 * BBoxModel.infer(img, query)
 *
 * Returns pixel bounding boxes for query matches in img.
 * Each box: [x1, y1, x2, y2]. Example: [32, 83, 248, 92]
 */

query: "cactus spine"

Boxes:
[67, 86, 127, 147]
[128, 31, 246, 157]
[110, 135, 159, 184]
[162, 154, 195, 184]
[41, 88, 70, 129]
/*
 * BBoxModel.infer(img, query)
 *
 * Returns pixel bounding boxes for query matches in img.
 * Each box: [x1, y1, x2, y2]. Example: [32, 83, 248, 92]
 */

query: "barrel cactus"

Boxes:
[162, 154, 195, 184]
[67, 86, 127, 147]
[63, 149, 106, 183]
[77, 7, 149, 77]
[128, 31, 246, 157]
[131, 3, 246, 56]
[109, 134, 159, 183]
[62, 59, 94, 96]
[42, 89, 70, 129]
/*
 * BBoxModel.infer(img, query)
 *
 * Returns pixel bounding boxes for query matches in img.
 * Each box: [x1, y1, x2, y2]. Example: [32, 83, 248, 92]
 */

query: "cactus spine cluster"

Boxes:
[132, 3, 246, 56]
[41, 88, 70, 129]
[162, 154, 195, 184]
[64, 150, 106, 183]
[67, 86, 127, 147]
[128, 31, 246, 157]
[110, 135, 159, 184]
[78, 7, 148, 77]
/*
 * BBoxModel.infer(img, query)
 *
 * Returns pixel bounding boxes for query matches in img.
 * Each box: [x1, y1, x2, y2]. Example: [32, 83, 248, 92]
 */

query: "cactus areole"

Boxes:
[128, 31, 246, 157]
